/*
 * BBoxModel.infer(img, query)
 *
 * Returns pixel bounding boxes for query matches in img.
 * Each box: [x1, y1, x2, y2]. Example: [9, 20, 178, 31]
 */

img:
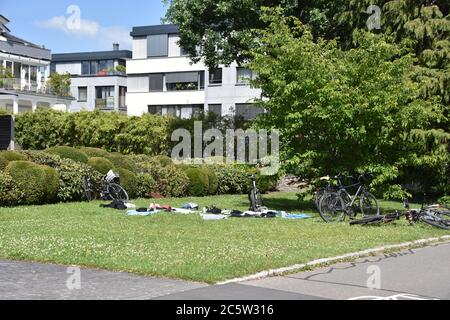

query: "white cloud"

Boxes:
[36, 16, 131, 50]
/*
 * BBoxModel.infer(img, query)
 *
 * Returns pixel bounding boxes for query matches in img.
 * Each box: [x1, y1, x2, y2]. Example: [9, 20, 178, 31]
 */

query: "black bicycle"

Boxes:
[318, 174, 379, 223]
[248, 174, 263, 212]
[83, 170, 129, 202]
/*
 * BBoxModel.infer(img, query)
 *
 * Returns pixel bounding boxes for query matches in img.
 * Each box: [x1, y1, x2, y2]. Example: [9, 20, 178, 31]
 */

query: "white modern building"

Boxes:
[127, 24, 263, 119]
[51, 45, 132, 112]
[0, 15, 73, 114]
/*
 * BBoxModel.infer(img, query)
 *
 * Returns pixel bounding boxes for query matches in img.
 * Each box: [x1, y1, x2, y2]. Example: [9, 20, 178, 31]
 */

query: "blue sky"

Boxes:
[0, 0, 168, 53]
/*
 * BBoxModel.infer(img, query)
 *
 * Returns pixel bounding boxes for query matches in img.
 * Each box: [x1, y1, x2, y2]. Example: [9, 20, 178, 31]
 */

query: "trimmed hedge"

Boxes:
[0, 155, 8, 170]
[41, 165, 60, 202]
[88, 157, 115, 175]
[46, 146, 89, 163]
[203, 167, 218, 195]
[80, 147, 110, 158]
[185, 168, 210, 197]
[107, 154, 137, 173]
[135, 173, 156, 198]
[0, 151, 27, 162]
[5, 161, 47, 205]
[153, 155, 174, 167]
[139, 162, 189, 197]
[116, 167, 138, 199]
[0, 171, 21, 206]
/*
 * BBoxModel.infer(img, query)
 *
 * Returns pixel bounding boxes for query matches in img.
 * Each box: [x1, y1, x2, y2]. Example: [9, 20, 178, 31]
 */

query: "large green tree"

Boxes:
[249, 9, 449, 198]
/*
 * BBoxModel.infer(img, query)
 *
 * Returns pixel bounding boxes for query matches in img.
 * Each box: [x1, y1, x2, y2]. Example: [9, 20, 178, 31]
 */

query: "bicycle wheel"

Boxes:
[318, 193, 346, 223]
[350, 215, 384, 226]
[420, 214, 450, 230]
[360, 192, 380, 217]
[108, 183, 129, 202]
[82, 176, 92, 202]
[249, 189, 263, 211]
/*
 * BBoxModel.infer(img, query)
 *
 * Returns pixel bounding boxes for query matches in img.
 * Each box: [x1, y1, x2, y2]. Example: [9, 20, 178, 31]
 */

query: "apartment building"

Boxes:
[0, 15, 73, 114]
[127, 24, 263, 119]
[51, 45, 132, 112]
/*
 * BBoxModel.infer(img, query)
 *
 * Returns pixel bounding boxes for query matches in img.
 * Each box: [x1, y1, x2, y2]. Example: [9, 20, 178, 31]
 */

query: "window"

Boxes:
[208, 104, 222, 116]
[30, 66, 37, 82]
[148, 105, 162, 115]
[13, 62, 21, 79]
[6, 61, 12, 73]
[192, 106, 204, 118]
[148, 34, 168, 57]
[99, 60, 114, 73]
[166, 72, 201, 91]
[236, 67, 256, 84]
[78, 87, 87, 102]
[50, 62, 56, 75]
[81, 61, 90, 75]
[23, 64, 30, 81]
[95, 86, 115, 109]
[149, 73, 164, 92]
[209, 68, 222, 85]
[236, 103, 264, 121]
[90, 61, 99, 75]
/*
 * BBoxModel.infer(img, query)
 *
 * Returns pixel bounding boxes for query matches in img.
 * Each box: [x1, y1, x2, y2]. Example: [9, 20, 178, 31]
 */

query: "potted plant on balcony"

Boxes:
[115, 65, 126, 74]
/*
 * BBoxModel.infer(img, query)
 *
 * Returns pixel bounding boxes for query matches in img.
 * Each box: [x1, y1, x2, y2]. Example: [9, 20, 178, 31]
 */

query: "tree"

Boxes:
[249, 9, 449, 198]
[47, 72, 71, 97]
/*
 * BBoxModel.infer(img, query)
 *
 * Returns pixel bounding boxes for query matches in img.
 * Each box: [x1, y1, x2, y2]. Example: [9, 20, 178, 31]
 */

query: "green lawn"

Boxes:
[0, 192, 448, 283]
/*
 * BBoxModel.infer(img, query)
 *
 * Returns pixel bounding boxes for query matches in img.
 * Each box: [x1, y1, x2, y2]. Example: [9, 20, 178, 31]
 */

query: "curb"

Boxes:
[217, 235, 450, 285]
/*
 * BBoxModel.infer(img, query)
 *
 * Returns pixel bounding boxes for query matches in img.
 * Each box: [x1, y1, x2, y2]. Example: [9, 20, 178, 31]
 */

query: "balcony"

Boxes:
[0, 78, 71, 98]
[95, 96, 127, 112]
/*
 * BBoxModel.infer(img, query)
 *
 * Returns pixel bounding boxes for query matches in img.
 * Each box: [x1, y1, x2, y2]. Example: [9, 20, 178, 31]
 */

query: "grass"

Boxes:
[0, 192, 448, 283]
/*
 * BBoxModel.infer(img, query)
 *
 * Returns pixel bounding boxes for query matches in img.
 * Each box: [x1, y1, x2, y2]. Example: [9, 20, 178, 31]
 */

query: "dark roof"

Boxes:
[130, 24, 178, 37]
[51, 50, 132, 62]
[0, 15, 10, 23]
[1, 32, 43, 49]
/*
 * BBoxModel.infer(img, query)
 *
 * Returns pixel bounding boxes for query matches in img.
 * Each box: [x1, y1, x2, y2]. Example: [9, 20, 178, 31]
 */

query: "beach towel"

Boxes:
[127, 210, 161, 217]
[283, 213, 312, 220]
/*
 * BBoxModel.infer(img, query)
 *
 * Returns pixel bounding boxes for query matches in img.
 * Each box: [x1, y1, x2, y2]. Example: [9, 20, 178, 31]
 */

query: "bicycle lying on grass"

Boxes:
[83, 170, 129, 202]
[350, 201, 450, 230]
[317, 174, 380, 223]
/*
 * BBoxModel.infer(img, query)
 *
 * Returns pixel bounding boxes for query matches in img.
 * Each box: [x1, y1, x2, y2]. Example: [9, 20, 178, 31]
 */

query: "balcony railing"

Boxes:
[0, 78, 72, 98]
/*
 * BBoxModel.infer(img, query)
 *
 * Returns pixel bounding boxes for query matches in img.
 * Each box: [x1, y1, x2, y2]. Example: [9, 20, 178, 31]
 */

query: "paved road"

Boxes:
[1, 242, 449, 300]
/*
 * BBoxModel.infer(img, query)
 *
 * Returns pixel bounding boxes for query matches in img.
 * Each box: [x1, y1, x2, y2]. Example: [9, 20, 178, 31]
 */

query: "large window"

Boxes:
[236, 103, 264, 121]
[78, 87, 87, 102]
[99, 60, 114, 74]
[90, 61, 99, 75]
[149, 73, 164, 91]
[13, 62, 21, 79]
[166, 72, 203, 91]
[30, 66, 37, 82]
[236, 67, 256, 84]
[148, 105, 162, 115]
[209, 68, 222, 85]
[95, 86, 115, 109]
[81, 61, 90, 75]
[208, 104, 222, 116]
[148, 34, 168, 57]
[50, 62, 56, 75]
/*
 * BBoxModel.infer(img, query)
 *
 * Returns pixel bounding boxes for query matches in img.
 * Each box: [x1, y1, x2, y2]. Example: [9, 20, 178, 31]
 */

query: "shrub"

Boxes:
[139, 162, 189, 197]
[153, 155, 174, 167]
[135, 173, 156, 198]
[0, 171, 21, 206]
[80, 147, 110, 158]
[41, 165, 60, 202]
[185, 168, 210, 197]
[203, 166, 218, 195]
[46, 146, 89, 163]
[212, 165, 249, 195]
[0, 151, 27, 162]
[247, 168, 284, 193]
[88, 157, 115, 175]
[115, 167, 138, 199]
[21, 150, 102, 202]
[0, 155, 8, 170]
[107, 154, 137, 172]
[5, 161, 47, 204]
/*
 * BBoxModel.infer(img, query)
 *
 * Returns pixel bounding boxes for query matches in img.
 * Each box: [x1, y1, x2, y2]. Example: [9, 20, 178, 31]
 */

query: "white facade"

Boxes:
[127, 25, 262, 119]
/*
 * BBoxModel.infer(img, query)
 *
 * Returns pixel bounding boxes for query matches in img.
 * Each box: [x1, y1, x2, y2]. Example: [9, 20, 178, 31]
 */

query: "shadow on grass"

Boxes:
[263, 197, 316, 213]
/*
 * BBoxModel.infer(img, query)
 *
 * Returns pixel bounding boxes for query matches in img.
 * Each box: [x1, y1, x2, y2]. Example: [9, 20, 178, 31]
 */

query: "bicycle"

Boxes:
[318, 174, 379, 223]
[248, 174, 264, 212]
[83, 170, 129, 202]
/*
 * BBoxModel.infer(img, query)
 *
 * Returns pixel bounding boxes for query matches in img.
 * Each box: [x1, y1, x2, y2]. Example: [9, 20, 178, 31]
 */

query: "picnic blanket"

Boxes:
[283, 213, 312, 220]
[127, 210, 162, 217]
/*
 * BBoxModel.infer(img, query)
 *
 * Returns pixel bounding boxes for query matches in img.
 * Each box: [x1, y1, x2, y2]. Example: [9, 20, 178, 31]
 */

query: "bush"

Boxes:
[107, 154, 137, 172]
[135, 173, 156, 198]
[212, 165, 249, 195]
[139, 162, 189, 197]
[5, 161, 47, 204]
[0, 151, 27, 162]
[46, 146, 89, 163]
[153, 155, 174, 167]
[88, 157, 115, 175]
[0, 155, 8, 170]
[247, 168, 283, 194]
[116, 167, 138, 199]
[185, 168, 210, 197]
[80, 147, 110, 158]
[41, 165, 60, 202]
[0, 171, 21, 206]
[203, 166, 218, 195]
[21, 150, 102, 202]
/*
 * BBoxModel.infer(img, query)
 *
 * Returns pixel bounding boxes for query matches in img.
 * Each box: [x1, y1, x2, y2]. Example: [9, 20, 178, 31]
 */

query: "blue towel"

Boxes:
[127, 210, 161, 216]
[283, 213, 312, 220]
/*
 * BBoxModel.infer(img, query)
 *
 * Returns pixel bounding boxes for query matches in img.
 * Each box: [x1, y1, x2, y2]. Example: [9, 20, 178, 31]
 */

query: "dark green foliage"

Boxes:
[41, 165, 60, 202]
[139, 162, 189, 197]
[115, 168, 138, 199]
[106, 154, 137, 173]
[46, 146, 89, 163]
[0, 171, 21, 206]
[5, 161, 47, 205]
[185, 168, 210, 197]
[135, 173, 157, 198]
[153, 155, 174, 167]
[0, 151, 27, 162]
[87, 157, 115, 175]
[203, 167, 218, 195]
[0, 155, 8, 170]
[80, 147, 110, 158]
